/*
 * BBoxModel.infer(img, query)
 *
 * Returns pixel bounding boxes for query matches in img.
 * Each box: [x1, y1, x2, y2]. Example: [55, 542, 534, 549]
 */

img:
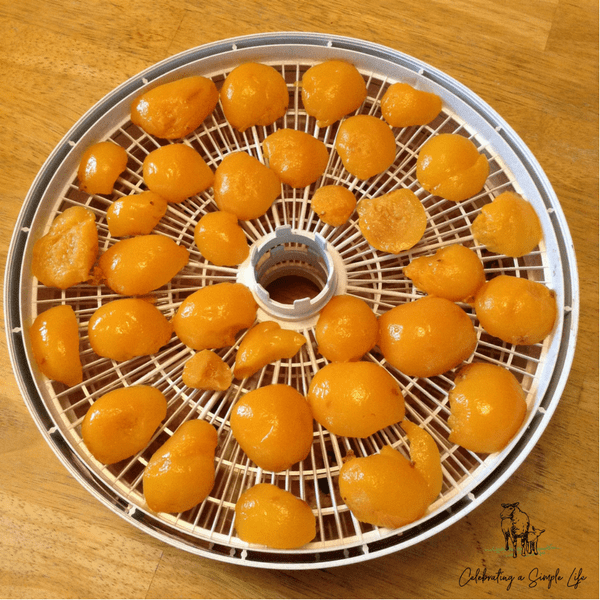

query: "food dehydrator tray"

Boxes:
[4, 32, 579, 569]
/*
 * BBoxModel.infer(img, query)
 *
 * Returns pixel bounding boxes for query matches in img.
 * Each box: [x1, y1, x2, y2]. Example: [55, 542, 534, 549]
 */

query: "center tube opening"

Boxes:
[240, 226, 338, 322]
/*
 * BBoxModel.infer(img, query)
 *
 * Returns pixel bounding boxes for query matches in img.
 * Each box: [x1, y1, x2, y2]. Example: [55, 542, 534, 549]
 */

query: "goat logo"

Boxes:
[500, 503, 545, 558]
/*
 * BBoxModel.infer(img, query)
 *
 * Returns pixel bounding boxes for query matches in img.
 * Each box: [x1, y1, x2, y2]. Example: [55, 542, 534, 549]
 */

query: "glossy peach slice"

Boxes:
[235, 483, 316, 548]
[357, 188, 427, 253]
[234, 321, 306, 379]
[98, 234, 189, 296]
[307, 361, 405, 438]
[339, 446, 430, 528]
[220, 63, 289, 132]
[301, 60, 367, 127]
[474, 275, 557, 345]
[106, 191, 167, 237]
[448, 362, 527, 453]
[379, 296, 477, 378]
[131, 75, 219, 139]
[311, 185, 357, 226]
[263, 129, 329, 188]
[401, 419, 442, 504]
[143, 419, 218, 513]
[30, 305, 82, 387]
[88, 298, 172, 362]
[182, 350, 233, 391]
[194, 211, 249, 266]
[335, 115, 396, 180]
[172, 282, 257, 350]
[471, 191, 543, 258]
[404, 244, 485, 303]
[231, 384, 314, 472]
[81, 386, 167, 465]
[213, 152, 281, 220]
[31, 206, 98, 290]
[315, 294, 378, 362]
[142, 143, 214, 204]
[78, 141, 128, 195]
[381, 82, 442, 128]
[416, 133, 489, 202]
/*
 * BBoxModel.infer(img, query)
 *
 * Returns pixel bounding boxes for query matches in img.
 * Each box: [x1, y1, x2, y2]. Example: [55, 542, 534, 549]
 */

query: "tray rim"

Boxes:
[4, 31, 580, 569]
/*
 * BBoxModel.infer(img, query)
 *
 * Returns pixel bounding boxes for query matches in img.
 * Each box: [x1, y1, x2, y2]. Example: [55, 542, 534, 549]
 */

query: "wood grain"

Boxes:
[0, 0, 597, 598]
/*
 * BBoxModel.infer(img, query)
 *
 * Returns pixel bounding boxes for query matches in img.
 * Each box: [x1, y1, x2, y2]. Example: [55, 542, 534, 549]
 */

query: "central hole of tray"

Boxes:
[258, 243, 327, 303]
[264, 273, 322, 304]
[247, 226, 337, 321]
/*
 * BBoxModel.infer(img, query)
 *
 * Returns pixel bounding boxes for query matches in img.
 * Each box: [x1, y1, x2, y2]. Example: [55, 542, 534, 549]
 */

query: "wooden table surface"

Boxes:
[0, 1, 597, 598]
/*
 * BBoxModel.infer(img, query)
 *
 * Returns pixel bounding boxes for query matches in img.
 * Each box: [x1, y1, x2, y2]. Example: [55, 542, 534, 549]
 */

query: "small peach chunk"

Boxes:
[30, 305, 82, 387]
[339, 446, 430, 528]
[234, 321, 306, 379]
[307, 361, 405, 438]
[311, 185, 357, 226]
[98, 234, 189, 296]
[173, 282, 257, 350]
[379, 296, 477, 378]
[474, 275, 557, 345]
[231, 384, 314, 472]
[448, 362, 527, 453]
[81, 386, 167, 465]
[31, 206, 98, 290]
[404, 244, 485, 302]
[315, 294, 378, 362]
[335, 115, 396, 180]
[131, 75, 219, 139]
[182, 350, 233, 391]
[471, 191, 543, 257]
[401, 420, 443, 504]
[213, 152, 281, 220]
[143, 419, 218, 513]
[381, 83, 442, 128]
[194, 211, 249, 266]
[220, 63, 289, 132]
[235, 483, 316, 549]
[88, 298, 172, 362]
[78, 141, 128, 195]
[357, 188, 427, 253]
[416, 133, 489, 202]
[263, 129, 329, 188]
[143, 143, 214, 204]
[301, 60, 367, 127]
[106, 191, 168, 237]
